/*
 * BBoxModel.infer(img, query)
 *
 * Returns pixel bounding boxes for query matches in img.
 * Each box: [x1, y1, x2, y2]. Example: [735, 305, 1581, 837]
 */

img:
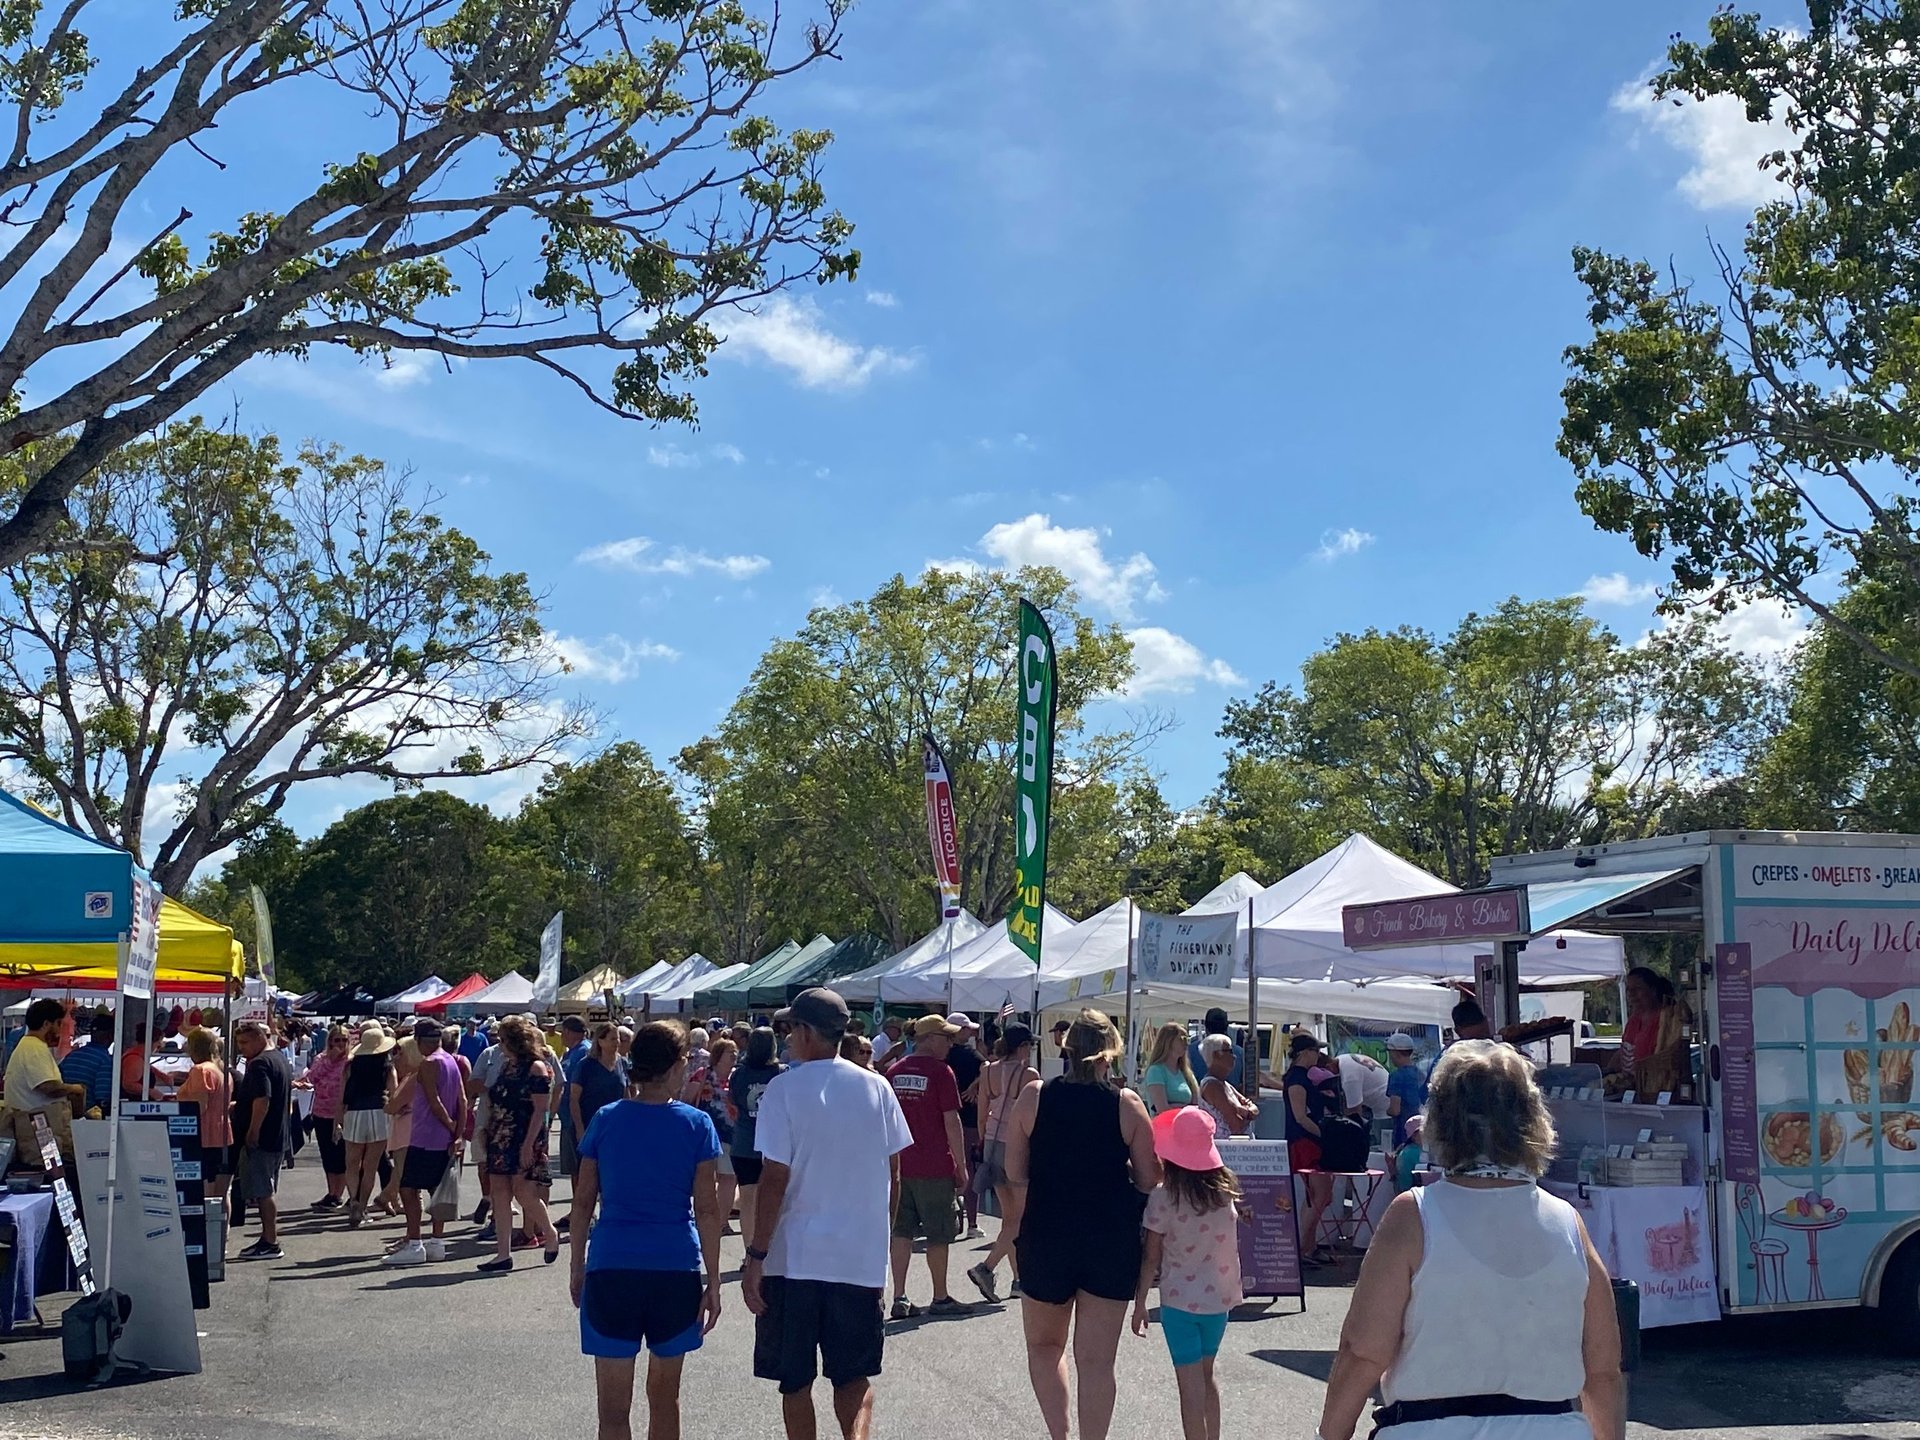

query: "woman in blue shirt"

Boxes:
[569, 1021, 723, 1440]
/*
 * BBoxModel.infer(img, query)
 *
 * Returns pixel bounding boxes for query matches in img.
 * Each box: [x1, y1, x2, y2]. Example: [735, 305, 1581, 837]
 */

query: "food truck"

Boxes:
[1440, 831, 1920, 1341]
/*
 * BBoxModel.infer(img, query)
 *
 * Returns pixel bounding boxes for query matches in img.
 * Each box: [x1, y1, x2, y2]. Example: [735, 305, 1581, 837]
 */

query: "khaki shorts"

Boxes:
[893, 1175, 958, 1244]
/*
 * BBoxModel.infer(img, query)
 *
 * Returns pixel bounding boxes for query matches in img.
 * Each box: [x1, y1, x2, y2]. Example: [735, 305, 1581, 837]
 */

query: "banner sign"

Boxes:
[1225, 1138, 1303, 1300]
[923, 735, 963, 921]
[249, 883, 276, 991]
[123, 871, 162, 1001]
[1343, 886, 1531, 949]
[533, 911, 564, 1011]
[1136, 911, 1239, 988]
[1010, 600, 1057, 965]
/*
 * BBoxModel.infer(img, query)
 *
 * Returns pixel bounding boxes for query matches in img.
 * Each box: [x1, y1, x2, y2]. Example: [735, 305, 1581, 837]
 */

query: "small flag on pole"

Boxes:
[1000, 993, 1016, 1021]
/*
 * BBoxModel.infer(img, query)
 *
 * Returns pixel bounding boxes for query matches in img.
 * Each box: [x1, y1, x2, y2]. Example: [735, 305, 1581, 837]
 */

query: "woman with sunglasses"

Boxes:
[298, 1025, 353, 1212]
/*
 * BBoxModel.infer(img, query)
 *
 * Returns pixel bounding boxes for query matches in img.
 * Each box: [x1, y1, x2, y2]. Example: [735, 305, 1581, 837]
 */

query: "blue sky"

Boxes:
[27, 2, 1816, 843]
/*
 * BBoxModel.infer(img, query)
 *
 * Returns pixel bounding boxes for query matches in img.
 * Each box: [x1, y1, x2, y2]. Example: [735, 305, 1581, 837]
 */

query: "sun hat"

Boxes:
[1152, 1106, 1224, 1173]
[1385, 1032, 1418, 1053]
[355, 1022, 395, 1057]
[912, 1014, 962, 1040]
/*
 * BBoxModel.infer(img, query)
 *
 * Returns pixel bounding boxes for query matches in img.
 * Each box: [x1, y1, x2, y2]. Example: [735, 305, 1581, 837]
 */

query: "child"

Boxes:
[1132, 1105, 1244, 1440]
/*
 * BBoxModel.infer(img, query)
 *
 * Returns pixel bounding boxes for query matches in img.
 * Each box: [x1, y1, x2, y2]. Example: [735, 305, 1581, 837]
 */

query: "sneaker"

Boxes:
[964, 1225, 984, 1240]
[928, 1296, 966, 1315]
[310, 1195, 344, 1211]
[1009, 1277, 1023, 1298]
[382, 1240, 428, 1268]
[477, 1222, 496, 1243]
[346, 1202, 366, 1229]
[238, 1241, 283, 1261]
[967, 1262, 1000, 1304]
[888, 1296, 920, 1321]
[511, 1232, 541, 1251]
[423, 1239, 447, 1263]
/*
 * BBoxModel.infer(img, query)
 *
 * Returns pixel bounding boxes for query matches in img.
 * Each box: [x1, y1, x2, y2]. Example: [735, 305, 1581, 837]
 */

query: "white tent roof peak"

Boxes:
[1183, 871, 1264, 915]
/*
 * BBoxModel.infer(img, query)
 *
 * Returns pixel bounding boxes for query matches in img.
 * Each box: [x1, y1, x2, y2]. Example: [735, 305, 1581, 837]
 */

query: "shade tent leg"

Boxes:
[1121, 897, 1136, 1083]
[1245, 896, 1260, 1096]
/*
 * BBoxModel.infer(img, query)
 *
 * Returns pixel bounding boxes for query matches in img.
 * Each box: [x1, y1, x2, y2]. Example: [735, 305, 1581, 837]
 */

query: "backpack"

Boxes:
[1317, 1114, 1370, 1174]
[62, 1288, 131, 1383]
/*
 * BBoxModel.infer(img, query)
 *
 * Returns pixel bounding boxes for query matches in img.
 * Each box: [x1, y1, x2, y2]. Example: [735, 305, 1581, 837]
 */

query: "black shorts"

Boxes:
[200, 1144, 230, 1179]
[733, 1153, 764, 1186]
[753, 1277, 884, 1394]
[400, 1146, 451, 1194]
[581, 1269, 704, 1359]
[1015, 1232, 1141, 1305]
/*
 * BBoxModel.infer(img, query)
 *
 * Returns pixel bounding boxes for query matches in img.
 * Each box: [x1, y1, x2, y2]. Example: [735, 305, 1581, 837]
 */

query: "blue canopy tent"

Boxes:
[0, 789, 136, 950]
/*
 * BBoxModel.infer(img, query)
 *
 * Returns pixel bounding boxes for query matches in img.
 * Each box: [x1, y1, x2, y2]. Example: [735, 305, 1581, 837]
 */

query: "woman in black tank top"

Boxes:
[1005, 1008, 1160, 1440]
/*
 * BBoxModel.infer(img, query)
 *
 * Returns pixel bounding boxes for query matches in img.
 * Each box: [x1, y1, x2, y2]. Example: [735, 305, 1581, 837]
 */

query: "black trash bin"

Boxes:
[1612, 1277, 1641, 1373]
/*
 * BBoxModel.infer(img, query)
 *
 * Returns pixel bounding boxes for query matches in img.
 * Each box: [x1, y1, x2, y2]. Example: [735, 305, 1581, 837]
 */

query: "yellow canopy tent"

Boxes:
[555, 963, 623, 1014]
[0, 894, 245, 992]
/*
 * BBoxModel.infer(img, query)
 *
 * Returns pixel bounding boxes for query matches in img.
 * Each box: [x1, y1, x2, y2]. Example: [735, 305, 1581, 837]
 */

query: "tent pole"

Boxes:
[1245, 896, 1259, 1100]
[104, 932, 130, 1291]
[143, 988, 156, 1101]
[1122, 897, 1136, 1085]
[942, 917, 956, 1014]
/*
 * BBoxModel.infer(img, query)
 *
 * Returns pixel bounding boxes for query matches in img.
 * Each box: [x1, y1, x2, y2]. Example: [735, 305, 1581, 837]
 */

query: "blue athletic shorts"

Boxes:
[1159, 1306, 1229, 1367]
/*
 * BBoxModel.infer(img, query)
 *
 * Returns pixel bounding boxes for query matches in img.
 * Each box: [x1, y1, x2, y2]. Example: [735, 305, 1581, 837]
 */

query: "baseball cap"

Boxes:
[1385, 1032, 1417, 1053]
[775, 987, 851, 1040]
[414, 1017, 444, 1041]
[944, 1012, 977, 1032]
[912, 1014, 962, 1040]
[1289, 1032, 1323, 1058]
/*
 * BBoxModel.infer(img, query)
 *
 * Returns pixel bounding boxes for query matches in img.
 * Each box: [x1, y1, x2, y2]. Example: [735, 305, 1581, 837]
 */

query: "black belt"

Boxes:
[1372, 1395, 1579, 1433]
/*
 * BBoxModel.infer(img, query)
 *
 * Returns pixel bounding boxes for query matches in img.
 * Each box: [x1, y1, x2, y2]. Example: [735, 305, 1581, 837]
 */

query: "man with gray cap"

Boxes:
[1383, 1031, 1427, 1150]
[743, 988, 911, 1440]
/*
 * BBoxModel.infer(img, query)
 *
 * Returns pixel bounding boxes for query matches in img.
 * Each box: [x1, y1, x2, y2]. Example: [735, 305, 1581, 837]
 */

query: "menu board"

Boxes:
[120, 1102, 209, 1309]
[1223, 1138, 1303, 1302]
[1714, 943, 1760, 1184]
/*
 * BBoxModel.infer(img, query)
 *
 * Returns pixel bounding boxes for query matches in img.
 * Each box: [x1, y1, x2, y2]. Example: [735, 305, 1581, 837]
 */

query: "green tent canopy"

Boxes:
[741, 934, 837, 1010]
[690, 938, 800, 1014]
[771, 933, 891, 1006]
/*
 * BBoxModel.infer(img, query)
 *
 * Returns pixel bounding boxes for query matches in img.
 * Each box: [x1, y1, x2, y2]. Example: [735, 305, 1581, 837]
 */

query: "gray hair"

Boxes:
[1198, 1033, 1235, 1063]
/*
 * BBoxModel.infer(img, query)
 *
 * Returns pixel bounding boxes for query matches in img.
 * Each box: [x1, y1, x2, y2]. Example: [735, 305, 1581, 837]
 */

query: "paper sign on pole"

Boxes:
[533, 911, 564, 1012]
[122, 871, 161, 1001]
[74, 1119, 202, 1374]
[1136, 911, 1239, 988]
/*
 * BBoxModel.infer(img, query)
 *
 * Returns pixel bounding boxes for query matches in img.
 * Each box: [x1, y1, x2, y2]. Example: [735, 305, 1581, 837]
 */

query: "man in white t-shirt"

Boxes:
[744, 988, 911, 1440]
[1336, 1049, 1390, 1120]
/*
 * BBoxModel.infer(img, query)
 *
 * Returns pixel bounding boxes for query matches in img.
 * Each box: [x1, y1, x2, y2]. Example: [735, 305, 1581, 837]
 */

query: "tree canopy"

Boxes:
[0, 418, 586, 892]
[0, 0, 857, 565]
[1561, 1, 1920, 680]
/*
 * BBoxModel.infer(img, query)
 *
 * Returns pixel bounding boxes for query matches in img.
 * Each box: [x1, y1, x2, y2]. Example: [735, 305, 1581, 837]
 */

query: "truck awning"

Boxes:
[1522, 868, 1697, 935]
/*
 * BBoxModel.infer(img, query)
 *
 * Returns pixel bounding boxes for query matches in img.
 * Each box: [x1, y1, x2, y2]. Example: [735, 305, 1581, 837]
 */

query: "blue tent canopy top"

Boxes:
[0, 789, 136, 945]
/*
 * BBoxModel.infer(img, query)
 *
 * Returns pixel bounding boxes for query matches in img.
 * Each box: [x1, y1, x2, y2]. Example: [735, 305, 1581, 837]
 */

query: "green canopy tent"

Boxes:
[740, 934, 837, 1009]
[768, 933, 891, 1006]
[690, 938, 799, 1014]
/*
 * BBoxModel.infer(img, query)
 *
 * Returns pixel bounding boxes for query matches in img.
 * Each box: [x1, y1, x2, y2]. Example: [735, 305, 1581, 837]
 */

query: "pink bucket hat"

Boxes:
[1152, 1105, 1224, 1172]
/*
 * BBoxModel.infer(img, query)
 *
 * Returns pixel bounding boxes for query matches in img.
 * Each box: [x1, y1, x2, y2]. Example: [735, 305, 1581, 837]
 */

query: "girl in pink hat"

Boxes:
[1131, 1106, 1244, 1440]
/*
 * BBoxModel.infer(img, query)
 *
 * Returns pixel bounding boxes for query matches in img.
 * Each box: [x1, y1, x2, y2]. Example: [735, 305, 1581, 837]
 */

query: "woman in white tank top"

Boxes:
[1315, 1041, 1625, 1440]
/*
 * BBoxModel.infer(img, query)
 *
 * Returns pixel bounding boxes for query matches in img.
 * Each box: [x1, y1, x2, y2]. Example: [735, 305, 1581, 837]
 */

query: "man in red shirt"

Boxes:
[884, 1015, 967, 1319]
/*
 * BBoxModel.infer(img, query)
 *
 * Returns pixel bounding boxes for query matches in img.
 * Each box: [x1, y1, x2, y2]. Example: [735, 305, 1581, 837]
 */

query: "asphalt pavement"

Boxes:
[1, 1155, 1917, 1439]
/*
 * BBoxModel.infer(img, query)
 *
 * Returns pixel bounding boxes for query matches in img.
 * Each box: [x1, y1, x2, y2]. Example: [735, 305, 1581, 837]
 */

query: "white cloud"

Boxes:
[1122, 627, 1246, 697]
[1579, 572, 1659, 607]
[712, 442, 746, 465]
[576, 536, 770, 580]
[372, 356, 431, 389]
[551, 633, 679, 682]
[647, 444, 701, 469]
[715, 296, 916, 390]
[864, 290, 899, 308]
[1611, 76, 1791, 211]
[1313, 527, 1375, 563]
[979, 513, 1165, 619]
[1712, 594, 1807, 662]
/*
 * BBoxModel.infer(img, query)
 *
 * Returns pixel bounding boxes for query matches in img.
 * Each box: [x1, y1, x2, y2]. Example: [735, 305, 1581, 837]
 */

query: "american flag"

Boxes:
[999, 994, 1016, 1021]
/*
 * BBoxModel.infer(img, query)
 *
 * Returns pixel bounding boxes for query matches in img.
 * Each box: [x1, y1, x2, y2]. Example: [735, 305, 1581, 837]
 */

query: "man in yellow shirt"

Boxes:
[4, 999, 86, 1163]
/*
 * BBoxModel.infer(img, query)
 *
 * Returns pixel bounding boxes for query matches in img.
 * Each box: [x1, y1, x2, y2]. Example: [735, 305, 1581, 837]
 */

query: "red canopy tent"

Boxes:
[413, 972, 488, 1014]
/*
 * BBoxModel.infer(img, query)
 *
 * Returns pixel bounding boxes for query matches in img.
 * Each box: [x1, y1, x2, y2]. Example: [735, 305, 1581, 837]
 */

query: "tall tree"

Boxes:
[0, 420, 587, 892]
[682, 567, 1154, 950]
[273, 790, 540, 996]
[1560, 3, 1920, 680]
[0, 0, 858, 564]
[1214, 597, 1771, 887]
[516, 742, 703, 976]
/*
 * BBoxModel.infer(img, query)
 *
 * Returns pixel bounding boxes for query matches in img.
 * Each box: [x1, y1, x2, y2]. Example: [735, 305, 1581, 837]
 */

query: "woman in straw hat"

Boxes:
[339, 1021, 395, 1229]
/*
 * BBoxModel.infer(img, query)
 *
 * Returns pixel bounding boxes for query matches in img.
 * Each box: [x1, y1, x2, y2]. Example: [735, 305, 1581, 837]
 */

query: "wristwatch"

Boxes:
[745, 1246, 769, 1262]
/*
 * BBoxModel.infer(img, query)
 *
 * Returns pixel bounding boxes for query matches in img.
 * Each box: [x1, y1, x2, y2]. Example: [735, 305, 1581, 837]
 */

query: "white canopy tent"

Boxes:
[446, 970, 535, 1017]
[648, 962, 745, 1014]
[1184, 870, 1264, 915]
[917, 904, 1078, 1015]
[622, 953, 720, 1009]
[1056, 973, 1462, 1031]
[375, 975, 451, 1013]
[613, 959, 676, 1002]
[1247, 834, 1624, 984]
[836, 911, 987, 1005]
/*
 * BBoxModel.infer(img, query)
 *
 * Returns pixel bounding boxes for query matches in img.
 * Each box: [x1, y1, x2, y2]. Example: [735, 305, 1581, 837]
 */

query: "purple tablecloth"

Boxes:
[0, 1190, 54, 1331]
